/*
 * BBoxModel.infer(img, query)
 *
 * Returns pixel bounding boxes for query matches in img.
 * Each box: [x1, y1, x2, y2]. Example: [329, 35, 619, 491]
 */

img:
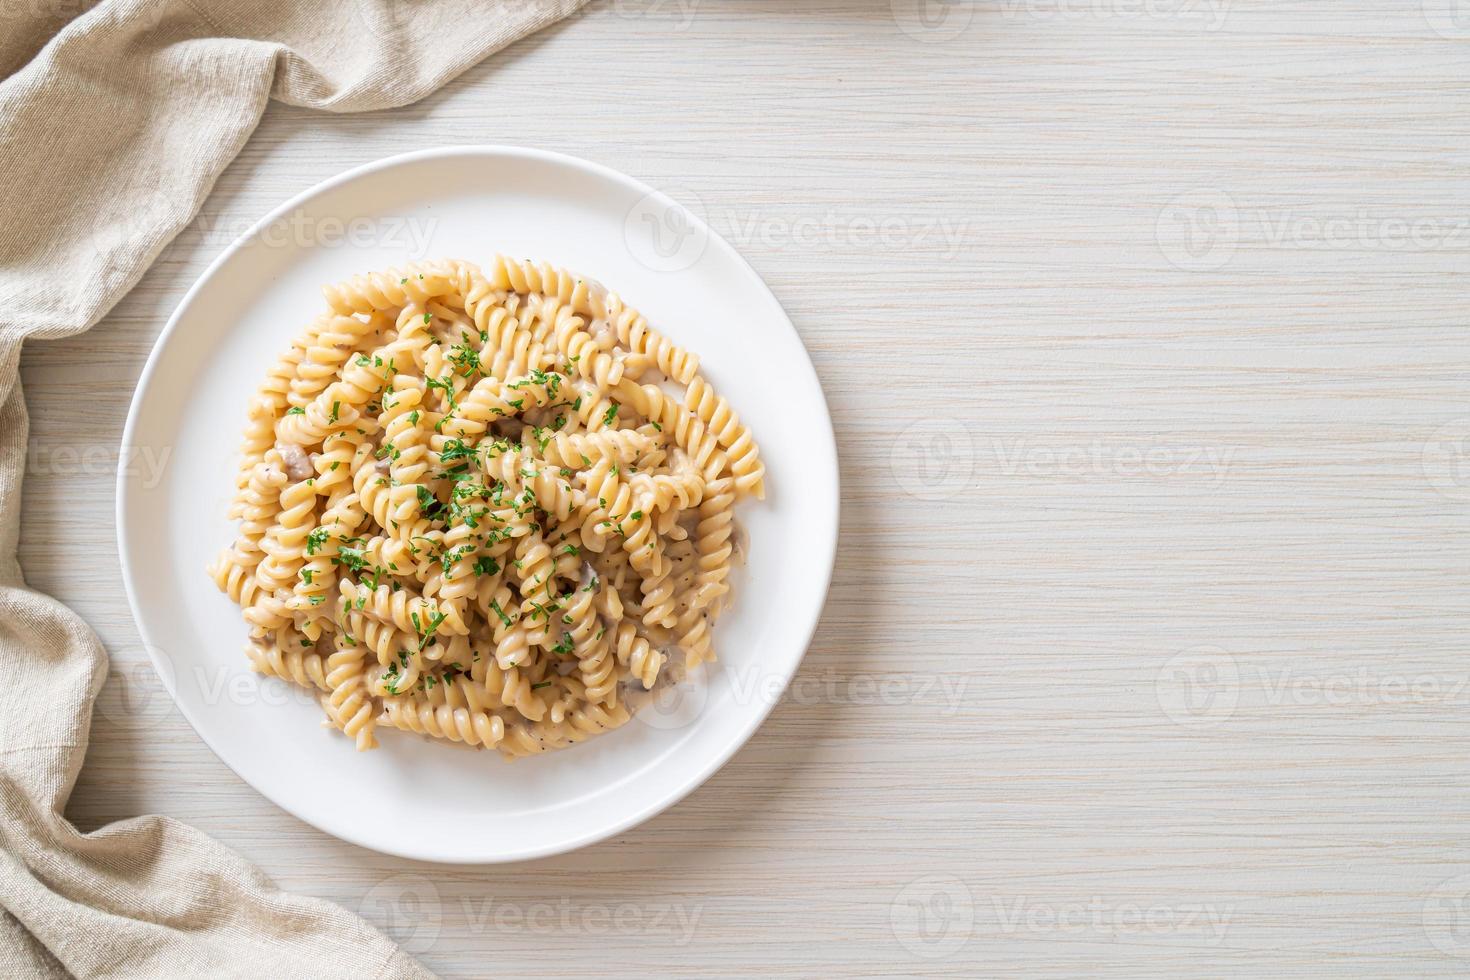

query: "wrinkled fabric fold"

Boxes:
[0, 1, 584, 975]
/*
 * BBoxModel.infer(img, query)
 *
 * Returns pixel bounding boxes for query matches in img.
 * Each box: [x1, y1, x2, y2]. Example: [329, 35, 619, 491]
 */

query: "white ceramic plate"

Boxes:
[116, 146, 838, 863]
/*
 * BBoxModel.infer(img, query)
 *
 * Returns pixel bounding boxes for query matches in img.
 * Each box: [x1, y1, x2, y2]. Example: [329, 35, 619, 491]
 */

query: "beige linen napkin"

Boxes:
[0, 1, 585, 975]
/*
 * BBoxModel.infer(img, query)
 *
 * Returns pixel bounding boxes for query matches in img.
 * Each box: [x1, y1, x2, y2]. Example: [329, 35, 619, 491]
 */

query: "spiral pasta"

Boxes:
[209, 257, 763, 760]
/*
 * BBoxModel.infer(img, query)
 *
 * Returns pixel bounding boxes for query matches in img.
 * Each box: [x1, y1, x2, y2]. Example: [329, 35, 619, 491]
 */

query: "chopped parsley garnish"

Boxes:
[438, 439, 475, 464]
[412, 610, 448, 651]
[305, 527, 331, 555]
[447, 344, 481, 376]
[333, 545, 367, 572]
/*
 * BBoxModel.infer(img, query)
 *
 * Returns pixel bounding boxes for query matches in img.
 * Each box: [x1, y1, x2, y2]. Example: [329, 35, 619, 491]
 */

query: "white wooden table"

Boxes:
[19, 2, 1470, 975]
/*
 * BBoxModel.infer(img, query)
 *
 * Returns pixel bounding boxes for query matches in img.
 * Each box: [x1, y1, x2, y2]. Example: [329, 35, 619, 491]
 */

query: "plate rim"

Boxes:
[115, 144, 840, 863]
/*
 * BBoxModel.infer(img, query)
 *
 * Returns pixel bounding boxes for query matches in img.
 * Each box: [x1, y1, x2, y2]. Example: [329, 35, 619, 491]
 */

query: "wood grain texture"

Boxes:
[16, 1, 1470, 975]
